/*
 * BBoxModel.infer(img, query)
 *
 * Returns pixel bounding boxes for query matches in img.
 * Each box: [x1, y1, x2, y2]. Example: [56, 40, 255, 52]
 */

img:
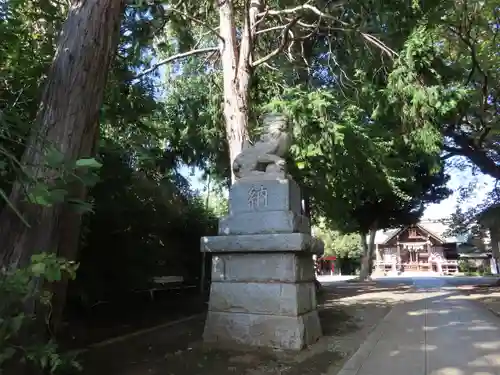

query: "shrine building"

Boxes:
[373, 220, 460, 274]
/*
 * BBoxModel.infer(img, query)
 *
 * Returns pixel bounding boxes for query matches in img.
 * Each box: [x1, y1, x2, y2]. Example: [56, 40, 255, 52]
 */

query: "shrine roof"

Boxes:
[371, 220, 464, 245]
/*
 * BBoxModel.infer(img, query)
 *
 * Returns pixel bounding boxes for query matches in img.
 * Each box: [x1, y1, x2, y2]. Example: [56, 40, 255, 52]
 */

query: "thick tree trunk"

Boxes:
[359, 223, 378, 280]
[50, 126, 100, 333]
[0, 0, 124, 323]
[218, 0, 262, 183]
[359, 233, 370, 280]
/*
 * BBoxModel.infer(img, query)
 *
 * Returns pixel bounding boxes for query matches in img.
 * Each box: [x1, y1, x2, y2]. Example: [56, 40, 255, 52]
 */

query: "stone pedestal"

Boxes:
[201, 177, 323, 350]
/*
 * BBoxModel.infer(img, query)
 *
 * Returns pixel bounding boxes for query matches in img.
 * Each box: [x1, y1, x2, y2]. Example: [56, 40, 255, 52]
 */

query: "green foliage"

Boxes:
[0, 149, 103, 227]
[0, 0, 65, 224]
[25, 154, 103, 211]
[0, 2, 217, 373]
[160, 71, 228, 181]
[265, 84, 450, 233]
[0, 0, 219, 309]
[382, 0, 500, 178]
[446, 181, 500, 239]
[204, 189, 229, 217]
[0, 0, 105, 222]
[3, 1, 494, 372]
[0, 253, 80, 374]
[68, 144, 217, 306]
[458, 259, 471, 273]
[313, 219, 362, 259]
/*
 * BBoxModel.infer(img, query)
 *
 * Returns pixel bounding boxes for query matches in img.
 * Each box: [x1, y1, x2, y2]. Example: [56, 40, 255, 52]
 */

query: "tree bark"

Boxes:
[359, 223, 378, 280]
[444, 131, 500, 180]
[0, 0, 124, 322]
[218, 0, 262, 183]
[49, 125, 100, 334]
[359, 233, 370, 280]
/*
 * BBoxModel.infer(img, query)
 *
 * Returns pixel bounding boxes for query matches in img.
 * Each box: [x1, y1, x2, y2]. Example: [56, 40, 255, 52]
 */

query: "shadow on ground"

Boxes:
[339, 289, 500, 375]
[81, 280, 500, 375]
[455, 283, 500, 317]
[61, 289, 206, 349]
[79, 284, 397, 375]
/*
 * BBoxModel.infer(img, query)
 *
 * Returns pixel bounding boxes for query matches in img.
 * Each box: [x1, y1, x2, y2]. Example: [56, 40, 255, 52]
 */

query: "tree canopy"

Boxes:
[313, 219, 362, 259]
[1, 0, 497, 371]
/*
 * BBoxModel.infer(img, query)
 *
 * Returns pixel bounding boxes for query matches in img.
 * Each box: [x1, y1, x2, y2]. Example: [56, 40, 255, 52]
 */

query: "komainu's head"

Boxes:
[261, 113, 290, 140]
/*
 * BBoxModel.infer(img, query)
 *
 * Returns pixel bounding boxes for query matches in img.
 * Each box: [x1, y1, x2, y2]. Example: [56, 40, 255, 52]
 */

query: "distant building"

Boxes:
[372, 220, 460, 274]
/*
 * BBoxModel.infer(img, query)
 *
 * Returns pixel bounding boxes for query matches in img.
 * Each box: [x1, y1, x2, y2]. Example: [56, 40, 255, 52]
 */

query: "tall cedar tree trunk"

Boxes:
[359, 223, 378, 280]
[49, 127, 100, 333]
[218, 0, 262, 183]
[0, 0, 124, 328]
[297, 40, 315, 216]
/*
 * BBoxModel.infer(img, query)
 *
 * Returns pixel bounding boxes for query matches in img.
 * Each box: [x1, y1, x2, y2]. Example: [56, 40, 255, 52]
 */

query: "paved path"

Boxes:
[337, 278, 500, 375]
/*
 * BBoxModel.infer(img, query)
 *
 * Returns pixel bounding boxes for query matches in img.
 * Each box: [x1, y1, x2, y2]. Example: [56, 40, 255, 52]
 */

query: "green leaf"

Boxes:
[79, 171, 100, 187]
[40, 355, 48, 369]
[31, 262, 46, 276]
[48, 189, 68, 204]
[305, 144, 322, 157]
[46, 267, 62, 282]
[45, 147, 65, 167]
[67, 199, 94, 214]
[27, 183, 52, 206]
[75, 158, 102, 169]
[27, 192, 52, 206]
[31, 253, 47, 264]
[296, 161, 306, 170]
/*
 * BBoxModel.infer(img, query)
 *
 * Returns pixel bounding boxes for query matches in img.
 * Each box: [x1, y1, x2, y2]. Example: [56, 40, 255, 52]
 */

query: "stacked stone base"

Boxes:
[204, 310, 321, 350]
[203, 251, 321, 349]
[201, 178, 323, 350]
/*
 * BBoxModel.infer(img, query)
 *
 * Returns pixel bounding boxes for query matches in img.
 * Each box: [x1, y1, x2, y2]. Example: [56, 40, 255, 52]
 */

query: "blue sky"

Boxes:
[423, 166, 494, 220]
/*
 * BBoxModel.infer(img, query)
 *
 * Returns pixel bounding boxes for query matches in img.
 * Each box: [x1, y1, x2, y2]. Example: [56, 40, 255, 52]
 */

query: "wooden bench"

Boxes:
[136, 276, 197, 301]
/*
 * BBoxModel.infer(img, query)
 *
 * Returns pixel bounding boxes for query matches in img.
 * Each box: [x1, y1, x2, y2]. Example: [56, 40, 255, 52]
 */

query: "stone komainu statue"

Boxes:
[232, 113, 292, 181]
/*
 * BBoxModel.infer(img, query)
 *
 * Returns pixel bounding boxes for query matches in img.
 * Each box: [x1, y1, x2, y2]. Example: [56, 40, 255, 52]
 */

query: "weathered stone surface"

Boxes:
[228, 178, 301, 215]
[201, 233, 313, 253]
[232, 113, 292, 181]
[200, 172, 323, 351]
[208, 281, 316, 316]
[203, 310, 322, 350]
[218, 210, 310, 235]
[211, 253, 315, 282]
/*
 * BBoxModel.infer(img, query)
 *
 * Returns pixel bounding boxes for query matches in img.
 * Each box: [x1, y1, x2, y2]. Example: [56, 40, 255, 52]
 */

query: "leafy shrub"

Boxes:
[0, 253, 81, 374]
[458, 260, 472, 273]
[67, 147, 217, 308]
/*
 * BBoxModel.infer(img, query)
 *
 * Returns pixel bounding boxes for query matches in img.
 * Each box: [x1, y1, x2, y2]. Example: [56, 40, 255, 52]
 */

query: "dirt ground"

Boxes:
[79, 283, 409, 375]
[456, 284, 500, 316]
[61, 289, 206, 349]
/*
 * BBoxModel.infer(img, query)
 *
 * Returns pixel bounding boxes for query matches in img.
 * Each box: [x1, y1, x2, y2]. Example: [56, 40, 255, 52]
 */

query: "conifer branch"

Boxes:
[252, 17, 300, 67]
[133, 47, 219, 80]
